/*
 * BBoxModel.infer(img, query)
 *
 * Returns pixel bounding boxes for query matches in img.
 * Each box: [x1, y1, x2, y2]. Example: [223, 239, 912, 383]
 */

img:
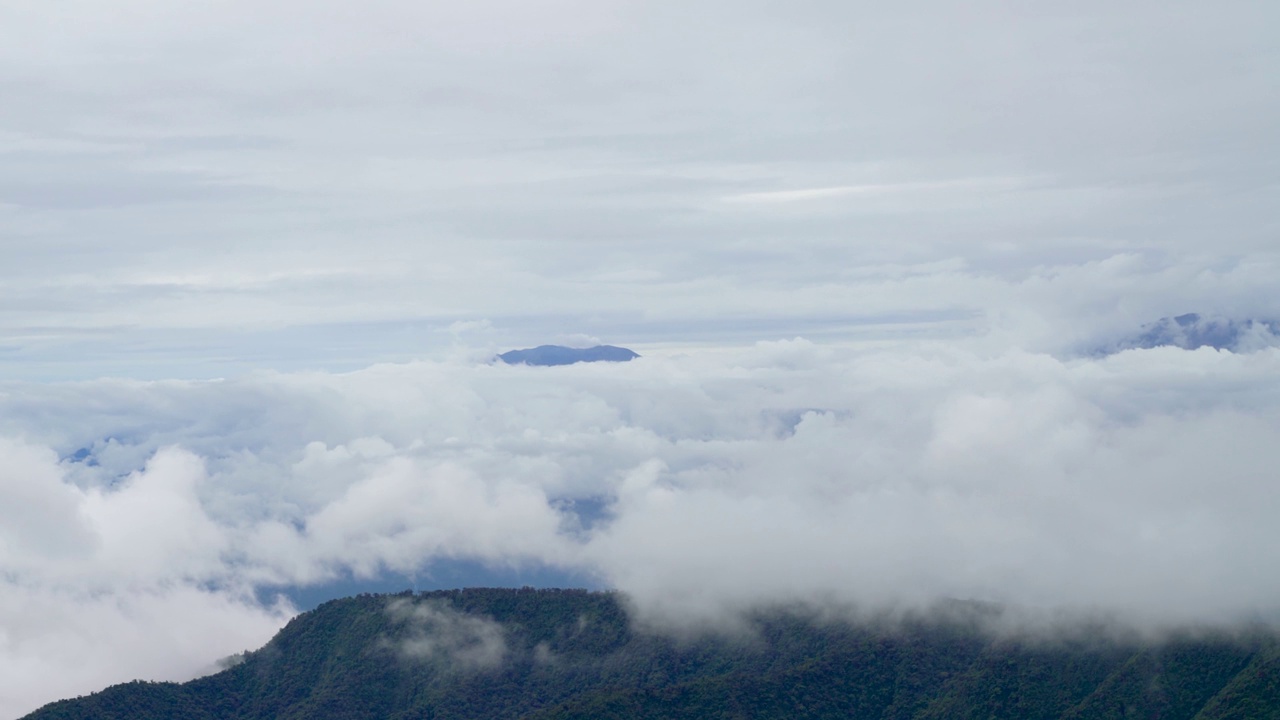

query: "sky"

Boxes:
[1, 0, 1279, 716]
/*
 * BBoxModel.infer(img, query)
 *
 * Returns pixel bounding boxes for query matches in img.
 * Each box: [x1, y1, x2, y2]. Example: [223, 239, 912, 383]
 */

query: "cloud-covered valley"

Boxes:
[3, 339, 1280, 714]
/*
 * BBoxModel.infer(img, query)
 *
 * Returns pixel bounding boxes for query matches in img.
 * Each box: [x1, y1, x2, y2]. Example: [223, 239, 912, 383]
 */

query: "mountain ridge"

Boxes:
[496, 345, 640, 366]
[1101, 313, 1280, 354]
[22, 588, 1280, 720]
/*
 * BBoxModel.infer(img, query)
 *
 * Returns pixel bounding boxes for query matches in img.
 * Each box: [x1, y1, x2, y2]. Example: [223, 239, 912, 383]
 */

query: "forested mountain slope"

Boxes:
[23, 588, 1280, 720]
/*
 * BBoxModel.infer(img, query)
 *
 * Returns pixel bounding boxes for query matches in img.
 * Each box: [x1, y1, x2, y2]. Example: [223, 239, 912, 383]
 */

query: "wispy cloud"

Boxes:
[721, 177, 1030, 204]
[385, 598, 508, 670]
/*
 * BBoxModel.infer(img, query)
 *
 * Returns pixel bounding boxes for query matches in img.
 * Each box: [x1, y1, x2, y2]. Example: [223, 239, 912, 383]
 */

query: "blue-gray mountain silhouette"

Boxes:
[1106, 313, 1280, 353]
[497, 345, 639, 366]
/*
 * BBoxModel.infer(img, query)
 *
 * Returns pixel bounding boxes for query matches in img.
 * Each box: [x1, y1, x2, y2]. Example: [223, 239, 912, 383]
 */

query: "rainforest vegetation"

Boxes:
[24, 588, 1280, 720]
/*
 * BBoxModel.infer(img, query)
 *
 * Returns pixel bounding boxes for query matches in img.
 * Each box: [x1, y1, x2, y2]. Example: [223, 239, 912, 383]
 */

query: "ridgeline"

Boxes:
[24, 588, 1280, 720]
[496, 346, 639, 366]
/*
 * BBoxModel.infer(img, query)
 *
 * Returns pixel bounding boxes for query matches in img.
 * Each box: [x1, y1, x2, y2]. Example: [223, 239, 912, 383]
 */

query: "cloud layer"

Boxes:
[3, 340, 1280, 714]
[1, 0, 1277, 378]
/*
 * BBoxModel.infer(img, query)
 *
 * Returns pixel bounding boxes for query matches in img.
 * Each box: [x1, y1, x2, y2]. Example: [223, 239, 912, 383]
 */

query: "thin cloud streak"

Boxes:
[721, 177, 1030, 204]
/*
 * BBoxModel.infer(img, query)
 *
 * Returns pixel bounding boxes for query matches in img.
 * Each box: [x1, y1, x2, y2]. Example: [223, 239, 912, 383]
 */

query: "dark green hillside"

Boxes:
[23, 588, 1280, 720]
[1193, 643, 1280, 720]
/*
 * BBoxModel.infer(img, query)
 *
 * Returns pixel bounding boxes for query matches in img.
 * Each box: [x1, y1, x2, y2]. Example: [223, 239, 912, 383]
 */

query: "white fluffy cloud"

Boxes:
[0, 438, 292, 717]
[3, 341, 1280, 714]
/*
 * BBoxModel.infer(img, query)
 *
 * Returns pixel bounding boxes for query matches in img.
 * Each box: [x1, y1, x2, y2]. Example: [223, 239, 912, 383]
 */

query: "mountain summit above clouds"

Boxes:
[497, 345, 640, 366]
[1102, 313, 1280, 354]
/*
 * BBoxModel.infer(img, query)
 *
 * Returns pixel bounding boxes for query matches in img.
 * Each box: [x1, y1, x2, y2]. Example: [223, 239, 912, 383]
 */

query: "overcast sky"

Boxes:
[2, 0, 1279, 716]
[1, 0, 1276, 377]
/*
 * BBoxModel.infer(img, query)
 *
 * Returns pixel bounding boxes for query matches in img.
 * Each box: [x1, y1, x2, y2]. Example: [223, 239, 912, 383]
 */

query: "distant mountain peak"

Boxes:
[1103, 314, 1280, 354]
[497, 345, 639, 367]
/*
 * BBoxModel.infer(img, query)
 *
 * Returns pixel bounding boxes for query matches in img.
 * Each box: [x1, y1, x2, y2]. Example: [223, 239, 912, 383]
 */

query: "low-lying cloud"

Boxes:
[386, 599, 508, 670]
[2, 339, 1279, 713]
